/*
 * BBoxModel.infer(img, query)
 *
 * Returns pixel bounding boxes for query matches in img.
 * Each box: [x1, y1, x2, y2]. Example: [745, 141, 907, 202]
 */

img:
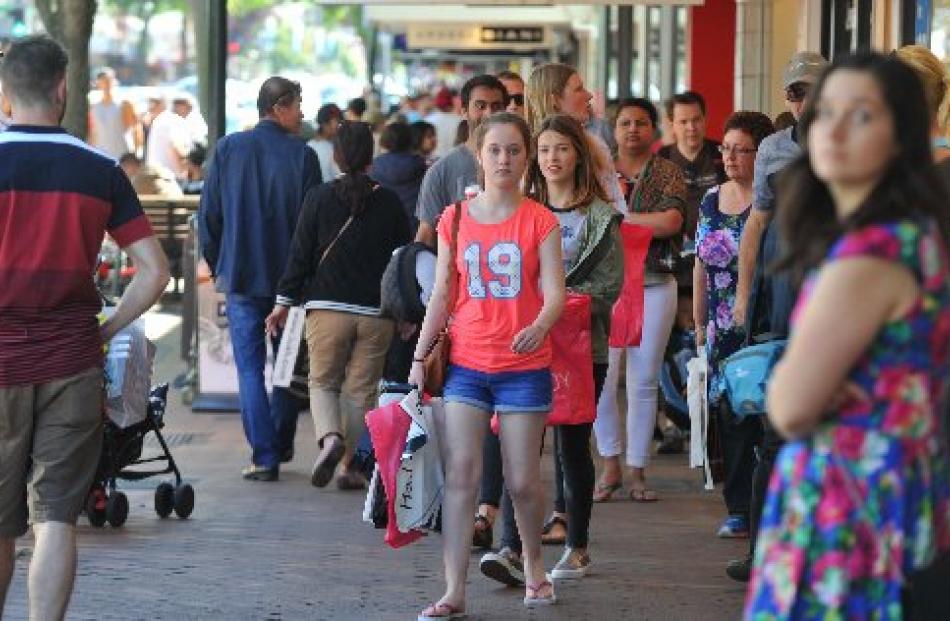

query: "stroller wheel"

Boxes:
[154, 482, 175, 518]
[106, 491, 129, 528]
[85, 488, 107, 528]
[173, 484, 195, 519]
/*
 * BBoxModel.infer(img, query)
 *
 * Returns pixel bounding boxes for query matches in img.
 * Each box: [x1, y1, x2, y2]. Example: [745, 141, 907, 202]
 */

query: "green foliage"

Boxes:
[228, 0, 280, 17]
[101, 0, 189, 17]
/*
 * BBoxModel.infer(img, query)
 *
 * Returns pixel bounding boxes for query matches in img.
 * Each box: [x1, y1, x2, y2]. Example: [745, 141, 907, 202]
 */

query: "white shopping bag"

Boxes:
[363, 465, 382, 525]
[686, 354, 714, 490]
[272, 306, 306, 388]
[394, 390, 445, 533]
[104, 316, 155, 428]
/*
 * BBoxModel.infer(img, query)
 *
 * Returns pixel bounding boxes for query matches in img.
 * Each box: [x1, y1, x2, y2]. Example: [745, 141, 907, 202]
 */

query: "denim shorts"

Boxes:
[443, 364, 552, 414]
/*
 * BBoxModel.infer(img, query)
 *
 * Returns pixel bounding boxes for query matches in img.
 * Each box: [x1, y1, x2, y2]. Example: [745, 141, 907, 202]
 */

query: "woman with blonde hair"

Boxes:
[895, 44, 950, 162]
[525, 63, 626, 214]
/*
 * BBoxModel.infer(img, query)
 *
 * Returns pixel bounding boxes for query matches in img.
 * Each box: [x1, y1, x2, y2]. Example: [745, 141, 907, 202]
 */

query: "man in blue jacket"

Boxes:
[199, 76, 322, 481]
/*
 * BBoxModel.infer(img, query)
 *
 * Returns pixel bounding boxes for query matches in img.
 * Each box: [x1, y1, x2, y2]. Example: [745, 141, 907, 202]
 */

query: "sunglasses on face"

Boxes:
[785, 83, 811, 103]
[510, 94, 525, 107]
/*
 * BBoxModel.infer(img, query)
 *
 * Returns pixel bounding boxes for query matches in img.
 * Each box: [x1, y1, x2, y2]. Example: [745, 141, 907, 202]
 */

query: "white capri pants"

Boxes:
[593, 276, 678, 468]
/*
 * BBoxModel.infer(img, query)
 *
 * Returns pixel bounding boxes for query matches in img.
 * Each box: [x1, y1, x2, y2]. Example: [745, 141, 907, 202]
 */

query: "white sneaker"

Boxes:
[479, 546, 525, 587]
[549, 547, 592, 580]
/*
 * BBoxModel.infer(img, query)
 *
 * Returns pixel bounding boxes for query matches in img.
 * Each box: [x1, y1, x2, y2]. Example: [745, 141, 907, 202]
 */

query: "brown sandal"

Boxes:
[540, 515, 567, 545]
[629, 487, 659, 502]
[472, 514, 493, 550]
[592, 481, 623, 503]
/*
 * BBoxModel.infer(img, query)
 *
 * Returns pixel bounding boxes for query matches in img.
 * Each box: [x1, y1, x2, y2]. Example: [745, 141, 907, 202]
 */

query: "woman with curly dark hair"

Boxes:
[692, 111, 774, 540]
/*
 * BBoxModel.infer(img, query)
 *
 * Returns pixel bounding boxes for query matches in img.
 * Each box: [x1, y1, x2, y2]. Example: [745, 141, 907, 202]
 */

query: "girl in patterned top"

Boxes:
[746, 51, 950, 619]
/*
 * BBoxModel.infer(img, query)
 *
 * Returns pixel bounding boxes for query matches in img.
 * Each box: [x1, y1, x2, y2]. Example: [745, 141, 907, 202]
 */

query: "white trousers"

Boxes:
[593, 277, 678, 468]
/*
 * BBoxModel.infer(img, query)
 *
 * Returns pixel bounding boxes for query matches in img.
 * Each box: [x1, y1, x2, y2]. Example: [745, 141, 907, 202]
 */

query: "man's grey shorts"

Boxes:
[0, 367, 104, 538]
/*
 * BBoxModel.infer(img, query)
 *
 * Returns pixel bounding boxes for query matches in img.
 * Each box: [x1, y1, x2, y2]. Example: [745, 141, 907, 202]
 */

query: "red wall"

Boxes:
[687, 1, 736, 141]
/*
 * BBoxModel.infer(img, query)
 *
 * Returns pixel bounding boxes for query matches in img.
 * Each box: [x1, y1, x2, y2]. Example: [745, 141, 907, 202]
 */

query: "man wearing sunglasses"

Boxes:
[199, 76, 322, 482]
[728, 50, 828, 583]
[497, 71, 525, 117]
[414, 74, 509, 248]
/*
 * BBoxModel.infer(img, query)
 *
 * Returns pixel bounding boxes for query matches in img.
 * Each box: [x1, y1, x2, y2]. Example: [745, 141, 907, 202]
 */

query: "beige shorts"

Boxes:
[0, 366, 104, 537]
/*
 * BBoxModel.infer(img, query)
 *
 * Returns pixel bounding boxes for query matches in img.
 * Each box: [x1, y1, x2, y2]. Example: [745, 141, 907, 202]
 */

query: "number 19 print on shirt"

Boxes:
[463, 242, 522, 299]
[436, 199, 559, 373]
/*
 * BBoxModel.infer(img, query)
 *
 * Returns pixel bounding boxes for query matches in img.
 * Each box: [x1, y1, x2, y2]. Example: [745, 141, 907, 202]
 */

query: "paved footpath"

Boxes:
[4, 308, 747, 620]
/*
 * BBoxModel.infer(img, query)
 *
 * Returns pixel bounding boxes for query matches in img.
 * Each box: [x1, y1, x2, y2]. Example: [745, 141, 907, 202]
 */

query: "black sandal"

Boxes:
[540, 515, 567, 546]
[472, 514, 493, 550]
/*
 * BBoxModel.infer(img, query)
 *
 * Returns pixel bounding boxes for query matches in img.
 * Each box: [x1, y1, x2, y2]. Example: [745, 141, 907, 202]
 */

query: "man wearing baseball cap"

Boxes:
[734, 51, 827, 328]
[726, 51, 828, 582]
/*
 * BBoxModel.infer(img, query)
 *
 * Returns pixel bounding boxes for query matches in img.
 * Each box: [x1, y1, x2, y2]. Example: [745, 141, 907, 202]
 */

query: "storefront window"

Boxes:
[931, 0, 950, 60]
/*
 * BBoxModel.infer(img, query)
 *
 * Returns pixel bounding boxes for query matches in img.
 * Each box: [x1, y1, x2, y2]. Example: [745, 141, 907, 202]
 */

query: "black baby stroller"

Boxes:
[85, 384, 195, 528]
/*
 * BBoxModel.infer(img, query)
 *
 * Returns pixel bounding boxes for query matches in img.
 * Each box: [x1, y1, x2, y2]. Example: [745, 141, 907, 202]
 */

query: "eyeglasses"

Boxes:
[785, 82, 811, 103]
[717, 144, 757, 155]
[510, 94, 525, 107]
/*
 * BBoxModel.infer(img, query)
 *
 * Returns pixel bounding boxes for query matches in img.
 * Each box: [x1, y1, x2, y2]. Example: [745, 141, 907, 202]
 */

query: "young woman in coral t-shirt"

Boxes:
[409, 113, 565, 618]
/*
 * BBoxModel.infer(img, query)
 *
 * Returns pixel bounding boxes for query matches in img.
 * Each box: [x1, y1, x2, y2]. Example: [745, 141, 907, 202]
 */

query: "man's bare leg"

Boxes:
[0, 537, 15, 617]
[28, 522, 76, 621]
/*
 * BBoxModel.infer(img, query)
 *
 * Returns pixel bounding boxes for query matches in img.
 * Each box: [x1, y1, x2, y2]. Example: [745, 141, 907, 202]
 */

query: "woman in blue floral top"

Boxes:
[694, 111, 775, 539]
[747, 52, 950, 619]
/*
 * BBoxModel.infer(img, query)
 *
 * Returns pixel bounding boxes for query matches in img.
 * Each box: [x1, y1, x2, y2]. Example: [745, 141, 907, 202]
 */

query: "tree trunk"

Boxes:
[34, 0, 98, 139]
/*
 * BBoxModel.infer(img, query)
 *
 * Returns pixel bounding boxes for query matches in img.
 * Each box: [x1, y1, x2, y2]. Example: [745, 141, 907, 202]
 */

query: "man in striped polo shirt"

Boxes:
[0, 35, 169, 619]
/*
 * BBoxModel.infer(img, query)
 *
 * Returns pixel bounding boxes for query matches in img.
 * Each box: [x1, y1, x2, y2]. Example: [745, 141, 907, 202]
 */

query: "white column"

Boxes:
[798, 0, 823, 52]
[734, 0, 772, 113]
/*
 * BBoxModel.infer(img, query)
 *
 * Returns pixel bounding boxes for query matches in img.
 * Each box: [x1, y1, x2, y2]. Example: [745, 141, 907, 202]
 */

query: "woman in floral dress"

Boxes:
[694, 112, 775, 539]
[746, 52, 950, 619]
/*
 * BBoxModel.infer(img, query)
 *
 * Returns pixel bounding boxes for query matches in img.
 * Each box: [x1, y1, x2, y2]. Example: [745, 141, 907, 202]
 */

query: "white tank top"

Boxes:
[90, 100, 130, 158]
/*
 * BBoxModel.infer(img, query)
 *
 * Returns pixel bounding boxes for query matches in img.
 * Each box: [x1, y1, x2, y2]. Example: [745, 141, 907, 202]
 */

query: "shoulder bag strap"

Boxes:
[318, 214, 355, 267]
[318, 183, 382, 268]
[422, 201, 462, 358]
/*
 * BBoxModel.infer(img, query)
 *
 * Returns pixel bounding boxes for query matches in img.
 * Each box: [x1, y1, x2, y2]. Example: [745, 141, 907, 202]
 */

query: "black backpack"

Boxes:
[379, 242, 434, 324]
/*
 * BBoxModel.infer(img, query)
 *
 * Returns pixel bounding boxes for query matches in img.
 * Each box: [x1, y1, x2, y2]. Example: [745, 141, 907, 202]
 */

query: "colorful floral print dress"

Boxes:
[745, 219, 950, 620]
[695, 186, 750, 403]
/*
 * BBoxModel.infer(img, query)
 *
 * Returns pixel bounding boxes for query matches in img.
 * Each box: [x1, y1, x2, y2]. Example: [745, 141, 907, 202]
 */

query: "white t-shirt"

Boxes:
[415, 249, 437, 306]
[426, 110, 463, 160]
[308, 138, 340, 182]
[554, 208, 588, 272]
[147, 110, 191, 178]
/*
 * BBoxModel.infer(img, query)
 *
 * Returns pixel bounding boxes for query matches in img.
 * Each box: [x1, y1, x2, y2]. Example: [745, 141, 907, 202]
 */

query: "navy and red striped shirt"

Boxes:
[0, 125, 153, 387]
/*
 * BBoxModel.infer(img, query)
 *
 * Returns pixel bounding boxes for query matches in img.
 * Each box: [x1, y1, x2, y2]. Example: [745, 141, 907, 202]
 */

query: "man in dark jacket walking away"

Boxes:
[199, 76, 322, 481]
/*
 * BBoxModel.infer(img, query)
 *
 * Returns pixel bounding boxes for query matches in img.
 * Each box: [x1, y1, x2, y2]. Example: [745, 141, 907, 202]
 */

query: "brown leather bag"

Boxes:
[422, 202, 462, 396]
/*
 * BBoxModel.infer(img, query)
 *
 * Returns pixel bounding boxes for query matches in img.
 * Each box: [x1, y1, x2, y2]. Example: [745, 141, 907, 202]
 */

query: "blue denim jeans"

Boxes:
[226, 294, 305, 468]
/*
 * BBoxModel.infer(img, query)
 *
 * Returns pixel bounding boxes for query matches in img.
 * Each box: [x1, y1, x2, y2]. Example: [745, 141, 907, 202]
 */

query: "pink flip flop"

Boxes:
[418, 602, 466, 620]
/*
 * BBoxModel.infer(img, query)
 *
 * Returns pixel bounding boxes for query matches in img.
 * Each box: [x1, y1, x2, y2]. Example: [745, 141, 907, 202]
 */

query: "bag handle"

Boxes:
[421, 201, 462, 359]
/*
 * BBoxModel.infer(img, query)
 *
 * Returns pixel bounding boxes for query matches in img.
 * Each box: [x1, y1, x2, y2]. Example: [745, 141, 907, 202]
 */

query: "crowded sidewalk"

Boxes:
[2, 306, 744, 620]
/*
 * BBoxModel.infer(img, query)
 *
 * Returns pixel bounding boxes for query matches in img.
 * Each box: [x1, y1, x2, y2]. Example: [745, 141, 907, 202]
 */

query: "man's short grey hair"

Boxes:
[0, 34, 68, 110]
